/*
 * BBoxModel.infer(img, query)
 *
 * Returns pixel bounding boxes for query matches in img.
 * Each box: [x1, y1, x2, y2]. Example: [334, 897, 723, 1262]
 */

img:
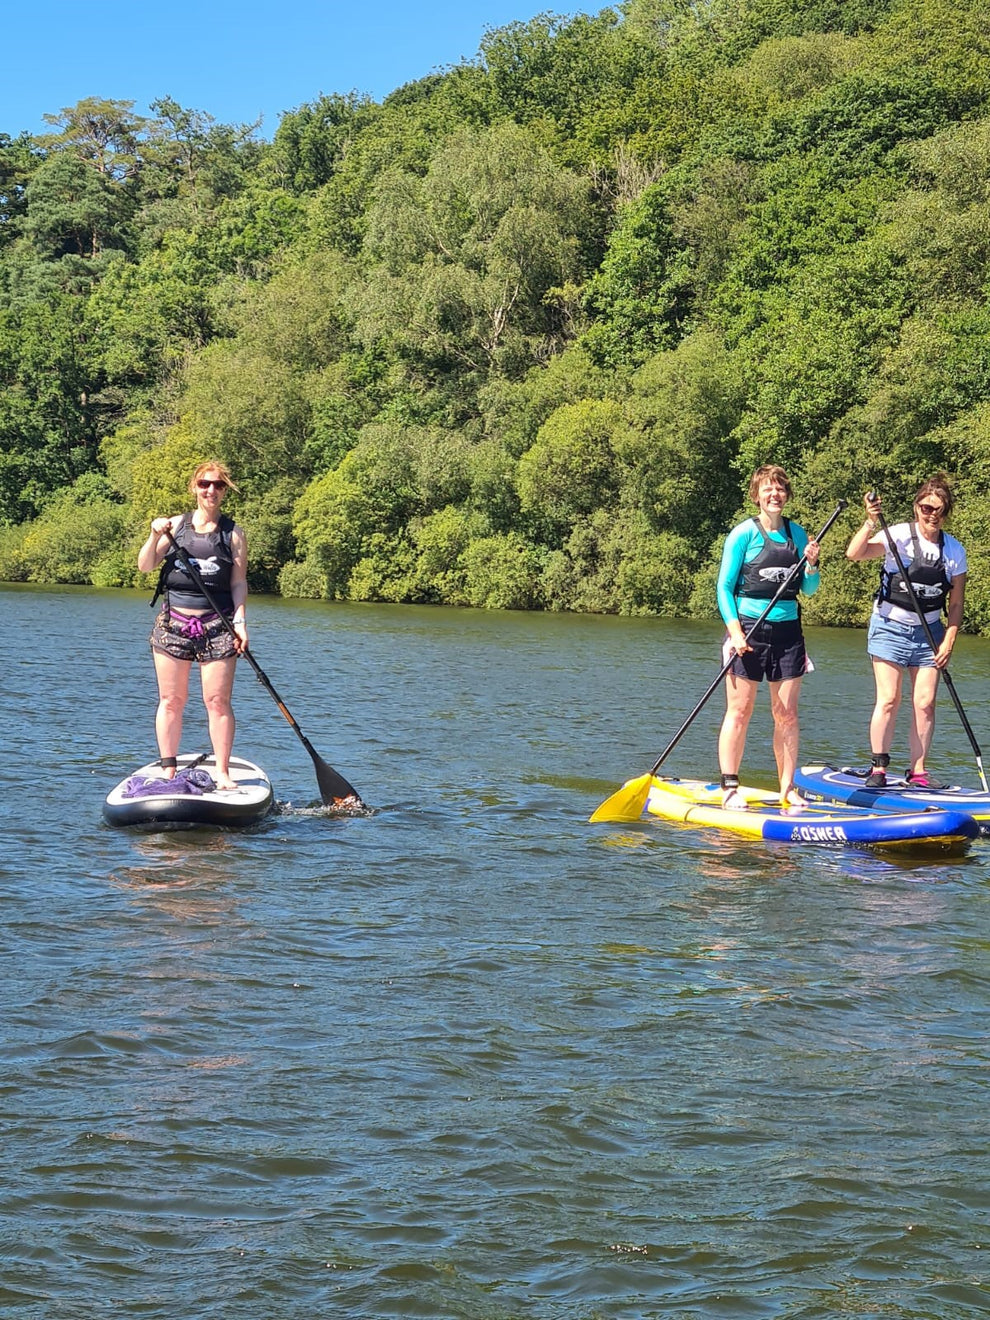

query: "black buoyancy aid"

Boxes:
[150, 513, 236, 614]
[877, 524, 951, 615]
[735, 517, 801, 600]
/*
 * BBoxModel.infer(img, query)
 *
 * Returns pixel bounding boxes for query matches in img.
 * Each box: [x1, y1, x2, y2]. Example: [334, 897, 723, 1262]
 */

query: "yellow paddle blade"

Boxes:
[589, 773, 653, 823]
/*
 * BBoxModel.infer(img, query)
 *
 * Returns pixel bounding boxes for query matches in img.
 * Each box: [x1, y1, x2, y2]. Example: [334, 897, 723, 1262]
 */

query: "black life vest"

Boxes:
[734, 517, 801, 601]
[150, 513, 236, 614]
[877, 523, 951, 616]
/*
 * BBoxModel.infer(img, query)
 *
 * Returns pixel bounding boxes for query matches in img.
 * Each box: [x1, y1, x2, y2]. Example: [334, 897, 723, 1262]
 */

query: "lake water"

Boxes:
[2, 584, 990, 1319]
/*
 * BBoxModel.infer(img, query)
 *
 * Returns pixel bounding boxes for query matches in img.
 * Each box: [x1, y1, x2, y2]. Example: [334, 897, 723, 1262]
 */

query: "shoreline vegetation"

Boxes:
[1, 0, 989, 630]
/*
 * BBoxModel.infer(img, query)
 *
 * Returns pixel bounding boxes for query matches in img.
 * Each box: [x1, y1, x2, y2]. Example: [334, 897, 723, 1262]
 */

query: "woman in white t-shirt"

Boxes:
[845, 476, 967, 790]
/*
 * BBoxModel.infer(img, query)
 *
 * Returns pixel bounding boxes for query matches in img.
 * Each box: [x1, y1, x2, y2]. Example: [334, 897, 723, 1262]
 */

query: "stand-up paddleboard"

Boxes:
[643, 776, 978, 852]
[795, 764, 990, 833]
[103, 753, 274, 829]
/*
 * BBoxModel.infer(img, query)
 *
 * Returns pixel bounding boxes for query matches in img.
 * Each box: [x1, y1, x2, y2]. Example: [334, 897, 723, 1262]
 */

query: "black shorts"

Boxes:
[150, 610, 239, 664]
[725, 619, 807, 683]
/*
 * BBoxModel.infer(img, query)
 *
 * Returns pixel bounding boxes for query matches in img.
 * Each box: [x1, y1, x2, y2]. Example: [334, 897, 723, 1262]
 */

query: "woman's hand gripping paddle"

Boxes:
[162, 528, 367, 810]
[589, 501, 848, 823]
[869, 493, 987, 792]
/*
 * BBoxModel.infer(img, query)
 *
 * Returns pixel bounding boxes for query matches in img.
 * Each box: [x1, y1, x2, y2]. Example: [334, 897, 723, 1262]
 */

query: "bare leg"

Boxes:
[907, 665, 940, 776]
[718, 672, 759, 776]
[201, 657, 238, 790]
[770, 676, 804, 804]
[869, 657, 904, 754]
[152, 650, 192, 777]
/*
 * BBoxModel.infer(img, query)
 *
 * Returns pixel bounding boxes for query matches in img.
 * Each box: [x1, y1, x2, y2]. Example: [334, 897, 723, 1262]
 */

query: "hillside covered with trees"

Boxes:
[2, 0, 990, 628]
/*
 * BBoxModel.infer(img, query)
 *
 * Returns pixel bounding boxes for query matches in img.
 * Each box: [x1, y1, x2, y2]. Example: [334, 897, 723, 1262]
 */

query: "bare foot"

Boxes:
[780, 789, 808, 811]
[215, 773, 238, 792]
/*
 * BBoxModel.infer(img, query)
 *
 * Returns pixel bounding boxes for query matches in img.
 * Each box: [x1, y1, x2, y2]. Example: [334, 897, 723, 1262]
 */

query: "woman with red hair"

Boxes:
[137, 460, 249, 791]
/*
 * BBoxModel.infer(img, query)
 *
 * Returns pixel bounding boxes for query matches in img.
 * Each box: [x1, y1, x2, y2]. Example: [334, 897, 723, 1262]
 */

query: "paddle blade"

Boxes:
[589, 773, 653, 823]
[311, 749, 365, 809]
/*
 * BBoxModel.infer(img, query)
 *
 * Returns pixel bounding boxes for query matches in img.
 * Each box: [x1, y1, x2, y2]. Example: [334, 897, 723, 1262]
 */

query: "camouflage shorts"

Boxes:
[150, 609, 239, 663]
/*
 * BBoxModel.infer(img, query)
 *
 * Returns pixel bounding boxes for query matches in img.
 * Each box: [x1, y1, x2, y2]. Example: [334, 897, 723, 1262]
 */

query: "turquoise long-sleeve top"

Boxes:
[717, 517, 820, 625]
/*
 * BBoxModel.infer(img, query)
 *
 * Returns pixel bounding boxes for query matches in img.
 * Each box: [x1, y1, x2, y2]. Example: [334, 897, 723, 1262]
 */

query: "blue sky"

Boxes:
[4, 0, 581, 140]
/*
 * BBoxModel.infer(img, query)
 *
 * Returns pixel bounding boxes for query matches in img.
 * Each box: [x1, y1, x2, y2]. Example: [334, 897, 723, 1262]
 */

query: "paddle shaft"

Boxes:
[869, 497, 987, 789]
[161, 526, 363, 804]
[647, 501, 848, 777]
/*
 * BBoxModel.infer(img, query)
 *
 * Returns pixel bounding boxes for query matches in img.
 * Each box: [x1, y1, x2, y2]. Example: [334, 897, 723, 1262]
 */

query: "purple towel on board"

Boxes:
[120, 767, 217, 799]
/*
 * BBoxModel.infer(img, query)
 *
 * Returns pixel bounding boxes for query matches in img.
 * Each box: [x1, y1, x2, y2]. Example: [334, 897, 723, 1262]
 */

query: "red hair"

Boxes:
[188, 460, 239, 495]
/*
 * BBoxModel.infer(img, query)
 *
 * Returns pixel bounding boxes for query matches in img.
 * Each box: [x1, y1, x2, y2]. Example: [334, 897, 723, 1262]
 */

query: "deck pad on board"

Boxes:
[795, 764, 990, 831]
[103, 752, 274, 829]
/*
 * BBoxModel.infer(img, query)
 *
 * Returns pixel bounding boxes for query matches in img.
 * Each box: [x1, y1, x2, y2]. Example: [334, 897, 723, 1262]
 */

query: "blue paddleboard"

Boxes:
[796, 764, 990, 833]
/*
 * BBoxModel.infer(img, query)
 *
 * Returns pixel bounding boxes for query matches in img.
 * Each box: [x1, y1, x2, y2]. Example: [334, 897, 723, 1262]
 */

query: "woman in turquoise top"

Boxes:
[716, 464, 821, 809]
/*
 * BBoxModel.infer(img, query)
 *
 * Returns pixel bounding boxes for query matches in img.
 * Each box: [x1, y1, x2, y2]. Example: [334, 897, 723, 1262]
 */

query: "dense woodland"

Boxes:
[2, 0, 990, 628]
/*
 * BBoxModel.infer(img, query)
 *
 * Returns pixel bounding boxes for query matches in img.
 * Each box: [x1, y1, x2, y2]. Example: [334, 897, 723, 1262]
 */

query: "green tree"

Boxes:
[288, 422, 460, 597]
[619, 331, 746, 544]
[4, 0, 990, 620]
[39, 97, 146, 181]
[144, 97, 261, 205]
[356, 121, 594, 383]
[82, 243, 215, 386]
[0, 132, 38, 242]
[0, 293, 99, 521]
[542, 506, 696, 614]
[22, 152, 129, 260]
[582, 181, 694, 368]
[883, 117, 990, 303]
[478, 341, 616, 456]
[460, 531, 543, 609]
[477, 9, 652, 163]
[2, 471, 128, 585]
[516, 398, 624, 545]
[154, 249, 366, 487]
[268, 93, 380, 193]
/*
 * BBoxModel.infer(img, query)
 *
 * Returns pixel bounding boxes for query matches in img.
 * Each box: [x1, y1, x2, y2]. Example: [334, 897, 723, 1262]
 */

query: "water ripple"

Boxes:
[3, 591, 990, 1317]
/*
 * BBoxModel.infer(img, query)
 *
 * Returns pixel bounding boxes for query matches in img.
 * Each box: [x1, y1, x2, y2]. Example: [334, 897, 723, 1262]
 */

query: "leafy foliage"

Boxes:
[3, 0, 990, 631]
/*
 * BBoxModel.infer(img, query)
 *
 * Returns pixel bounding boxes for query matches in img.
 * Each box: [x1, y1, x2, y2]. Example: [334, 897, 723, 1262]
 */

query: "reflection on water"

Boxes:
[2, 587, 990, 1318]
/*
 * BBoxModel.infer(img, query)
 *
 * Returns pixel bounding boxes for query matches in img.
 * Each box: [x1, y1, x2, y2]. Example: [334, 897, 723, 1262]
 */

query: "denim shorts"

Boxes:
[150, 609, 239, 663]
[867, 612, 944, 669]
[724, 619, 807, 683]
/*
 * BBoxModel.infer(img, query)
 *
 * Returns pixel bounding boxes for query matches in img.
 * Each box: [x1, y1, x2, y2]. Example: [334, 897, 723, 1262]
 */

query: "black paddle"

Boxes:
[868, 493, 987, 792]
[161, 526, 365, 808]
[590, 500, 848, 823]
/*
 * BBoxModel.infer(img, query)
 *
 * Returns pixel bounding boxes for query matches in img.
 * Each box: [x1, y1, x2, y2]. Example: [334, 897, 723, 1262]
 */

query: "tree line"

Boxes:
[2, 0, 990, 629]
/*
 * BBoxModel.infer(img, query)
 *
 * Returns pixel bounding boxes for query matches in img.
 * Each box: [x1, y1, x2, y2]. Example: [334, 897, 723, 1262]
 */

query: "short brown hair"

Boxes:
[748, 464, 792, 503]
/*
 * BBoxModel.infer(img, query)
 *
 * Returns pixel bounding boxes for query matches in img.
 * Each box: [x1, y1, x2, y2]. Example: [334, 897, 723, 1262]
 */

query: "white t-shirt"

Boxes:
[873, 521, 967, 625]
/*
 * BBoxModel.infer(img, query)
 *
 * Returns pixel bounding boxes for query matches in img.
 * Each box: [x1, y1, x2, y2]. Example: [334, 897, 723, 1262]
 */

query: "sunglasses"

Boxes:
[197, 479, 227, 490]
[916, 502, 944, 518]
